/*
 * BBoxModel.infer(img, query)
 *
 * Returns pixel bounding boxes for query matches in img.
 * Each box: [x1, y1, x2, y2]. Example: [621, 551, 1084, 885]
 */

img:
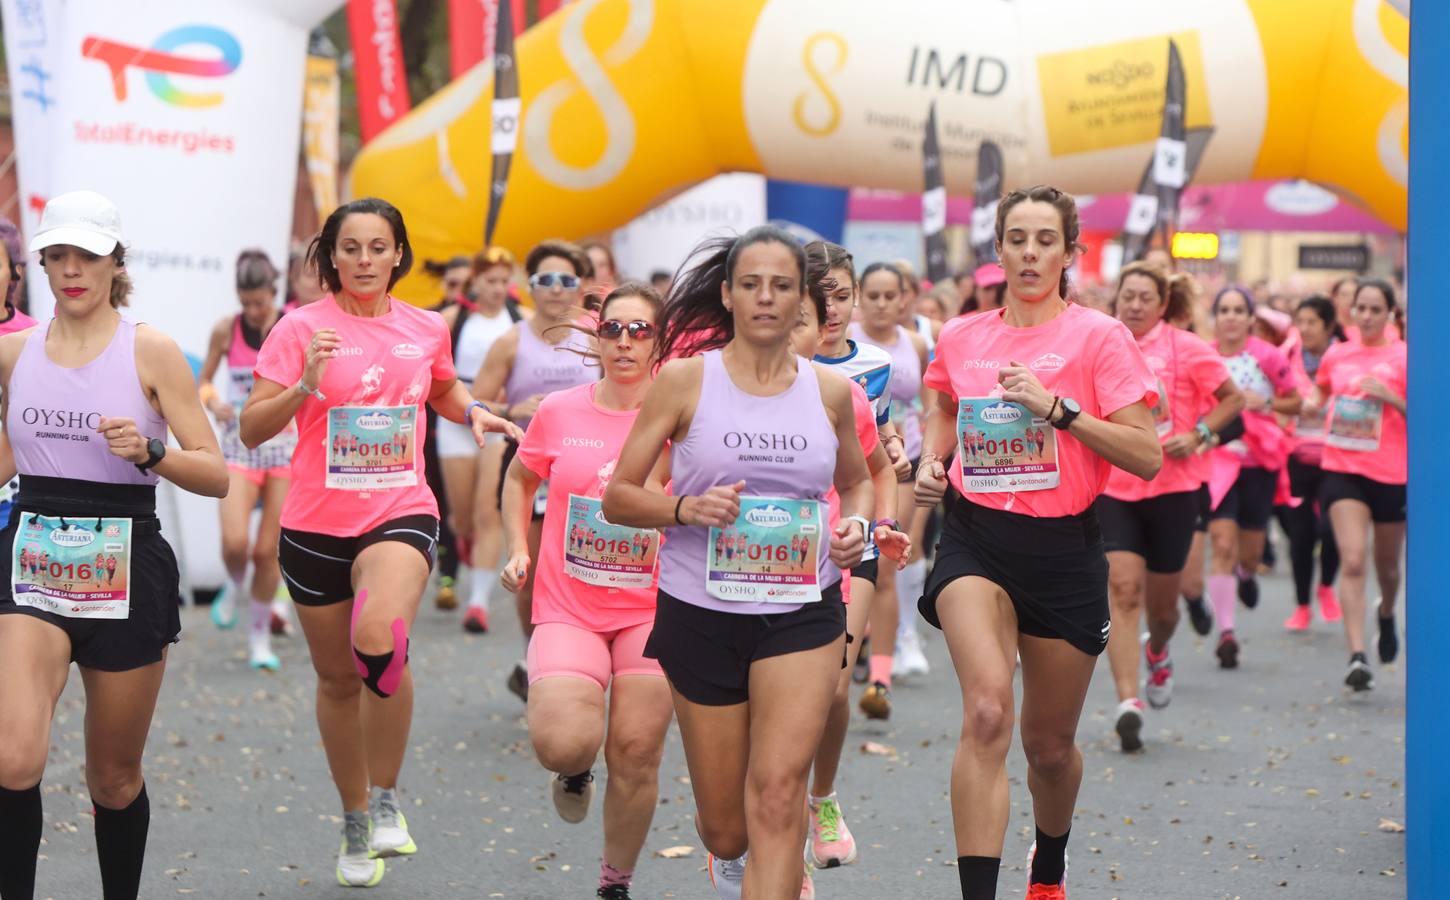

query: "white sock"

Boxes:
[248, 600, 272, 653]
[468, 567, 496, 611]
[896, 559, 926, 639]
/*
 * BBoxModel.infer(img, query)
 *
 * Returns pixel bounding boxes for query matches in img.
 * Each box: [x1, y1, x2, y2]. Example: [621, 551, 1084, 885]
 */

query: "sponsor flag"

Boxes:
[921, 101, 948, 284]
[484, 0, 519, 246]
[971, 139, 1003, 266]
[347, 0, 411, 142]
[302, 29, 340, 218]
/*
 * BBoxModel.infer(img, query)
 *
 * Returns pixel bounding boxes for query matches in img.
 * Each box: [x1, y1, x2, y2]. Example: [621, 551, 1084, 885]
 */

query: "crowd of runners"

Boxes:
[0, 185, 1407, 900]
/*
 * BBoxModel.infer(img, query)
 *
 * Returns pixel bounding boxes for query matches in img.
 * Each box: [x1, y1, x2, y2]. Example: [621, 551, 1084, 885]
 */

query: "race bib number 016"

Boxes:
[956, 398, 1059, 493]
[1326, 396, 1383, 452]
[12, 515, 132, 619]
[706, 497, 822, 604]
[564, 495, 658, 589]
[326, 405, 419, 490]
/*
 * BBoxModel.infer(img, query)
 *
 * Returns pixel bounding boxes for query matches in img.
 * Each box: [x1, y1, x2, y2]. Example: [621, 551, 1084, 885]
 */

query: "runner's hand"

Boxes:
[1356, 376, 1394, 402]
[471, 405, 525, 446]
[1243, 391, 1270, 413]
[1162, 432, 1199, 459]
[829, 520, 866, 570]
[303, 328, 340, 392]
[500, 552, 531, 593]
[509, 394, 545, 423]
[208, 399, 236, 424]
[875, 525, 911, 567]
[915, 456, 948, 507]
[998, 360, 1054, 418]
[682, 481, 744, 528]
[96, 416, 149, 465]
[886, 439, 913, 482]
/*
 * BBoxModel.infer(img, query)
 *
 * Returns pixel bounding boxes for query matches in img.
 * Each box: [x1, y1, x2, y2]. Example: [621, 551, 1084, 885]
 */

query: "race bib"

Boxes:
[1150, 378, 1173, 438]
[1326, 396, 1383, 452]
[12, 515, 131, 619]
[326, 405, 418, 490]
[706, 497, 822, 604]
[563, 495, 658, 589]
[956, 399, 1059, 493]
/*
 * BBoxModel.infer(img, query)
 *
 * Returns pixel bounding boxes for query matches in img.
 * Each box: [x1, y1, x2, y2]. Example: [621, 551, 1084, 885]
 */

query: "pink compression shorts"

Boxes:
[526, 621, 663, 690]
[229, 463, 290, 488]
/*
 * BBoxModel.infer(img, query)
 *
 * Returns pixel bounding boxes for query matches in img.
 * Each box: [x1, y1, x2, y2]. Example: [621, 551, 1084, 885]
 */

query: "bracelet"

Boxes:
[845, 515, 872, 540]
[295, 380, 325, 401]
[502, 403, 513, 421]
[1048, 396, 1061, 424]
[465, 400, 488, 424]
[881, 432, 905, 446]
[673, 495, 687, 525]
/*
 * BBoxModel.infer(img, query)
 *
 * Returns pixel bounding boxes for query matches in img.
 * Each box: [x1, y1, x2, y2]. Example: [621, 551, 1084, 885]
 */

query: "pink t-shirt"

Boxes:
[1218, 336, 1296, 471]
[254, 294, 456, 535]
[830, 378, 878, 602]
[0, 306, 37, 336]
[1106, 322, 1229, 501]
[1316, 339, 1407, 485]
[924, 303, 1157, 518]
[515, 382, 659, 632]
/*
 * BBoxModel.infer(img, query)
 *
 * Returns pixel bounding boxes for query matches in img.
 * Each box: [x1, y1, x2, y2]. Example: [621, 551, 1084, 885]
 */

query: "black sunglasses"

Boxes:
[599, 319, 655, 340]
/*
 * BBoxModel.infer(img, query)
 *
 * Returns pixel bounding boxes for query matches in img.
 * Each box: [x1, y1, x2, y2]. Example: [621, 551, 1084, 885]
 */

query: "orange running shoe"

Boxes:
[1025, 841, 1068, 899]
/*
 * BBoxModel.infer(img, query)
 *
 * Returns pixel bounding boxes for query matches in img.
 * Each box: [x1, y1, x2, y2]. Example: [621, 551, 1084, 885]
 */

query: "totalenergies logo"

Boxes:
[82, 25, 242, 108]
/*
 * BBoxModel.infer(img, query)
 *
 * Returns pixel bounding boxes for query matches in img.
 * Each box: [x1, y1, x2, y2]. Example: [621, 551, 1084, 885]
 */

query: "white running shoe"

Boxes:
[210, 583, 237, 630]
[1114, 698, 1146, 753]
[551, 770, 594, 824]
[1143, 640, 1174, 710]
[893, 629, 930, 678]
[708, 852, 746, 900]
[247, 641, 280, 671]
[368, 790, 417, 858]
[337, 817, 384, 887]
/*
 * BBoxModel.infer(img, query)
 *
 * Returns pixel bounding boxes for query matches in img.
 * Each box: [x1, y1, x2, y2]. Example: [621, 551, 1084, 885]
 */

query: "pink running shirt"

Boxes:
[1218, 335, 1296, 472]
[254, 294, 456, 535]
[1316, 339, 1407, 485]
[1106, 322, 1229, 501]
[0, 306, 36, 337]
[831, 377, 879, 601]
[924, 303, 1157, 518]
[515, 382, 660, 632]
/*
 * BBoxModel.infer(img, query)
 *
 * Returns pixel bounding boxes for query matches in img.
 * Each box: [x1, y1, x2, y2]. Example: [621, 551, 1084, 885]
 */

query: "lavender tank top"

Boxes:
[659, 350, 840, 614]
[852, 323, 923, 459]
[8, 318, 166, 485]
[504, 320, 595, 427]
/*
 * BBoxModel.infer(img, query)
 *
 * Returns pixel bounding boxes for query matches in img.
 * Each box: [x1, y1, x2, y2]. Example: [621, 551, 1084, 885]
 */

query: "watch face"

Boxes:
[1063, 398, 1082, 415]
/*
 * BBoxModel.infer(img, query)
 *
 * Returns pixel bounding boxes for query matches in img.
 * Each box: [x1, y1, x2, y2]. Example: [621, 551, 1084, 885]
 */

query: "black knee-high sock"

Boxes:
[957, 855, 999, 900]
[1030, 825, 1070, 886]
[0, 783, 42, 900]
[94, 783, 148, 900]
[1319, 512, 1340, 586]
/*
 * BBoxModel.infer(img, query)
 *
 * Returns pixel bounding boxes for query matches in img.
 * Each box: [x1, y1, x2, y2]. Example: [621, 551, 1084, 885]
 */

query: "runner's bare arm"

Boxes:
[429, 376, 523, 440]
[0, 431, 13, 486]
[1269, 384, 1303, 416]
[239, 378, 305, 449]
[1204, 378, 1246, 434]
[134, 326, 228, 497]
[914, 390, 961, 507]
[603, 359, 707, 529]
[197, 317, 233, 420]
[821, 371, 872, 523]
[469, 326, 519, 414]
[499, 454, 544, 592]
[1065, 401, 1161, 481]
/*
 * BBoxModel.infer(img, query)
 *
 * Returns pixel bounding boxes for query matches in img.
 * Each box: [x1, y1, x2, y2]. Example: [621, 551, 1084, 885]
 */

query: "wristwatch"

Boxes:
[1052, 397, 1081, 431]
[1194, 421, 1218, 447]
[873, 518, 901, 533]
[135, 438, 167, 473]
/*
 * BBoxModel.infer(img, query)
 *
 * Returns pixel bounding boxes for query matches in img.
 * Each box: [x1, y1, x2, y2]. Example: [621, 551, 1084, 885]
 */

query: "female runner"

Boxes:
[1206, 286, 1300, 668]
[1097, 263, 1243, 752]
[793, 254, 911, 885]
[472, 240, 595, 695]
[241, 198, 519, 887]
[1282, 295, 1344, 630]
[198, 249, 297, 669]
[852, 262, 935, 694]
[500, 283, 672, 900]
[0, 190, 228, 900]
[0, 217, 37, 528]
[1310, 279, 1407, 690]
[603, 226, 872, 900]
[434, 247, 522, 627]
[915, 186, 1160, 900]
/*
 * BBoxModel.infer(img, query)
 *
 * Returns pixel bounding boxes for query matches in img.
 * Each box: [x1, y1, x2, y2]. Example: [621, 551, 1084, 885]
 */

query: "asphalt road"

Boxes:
[28, 564, 1406, 899]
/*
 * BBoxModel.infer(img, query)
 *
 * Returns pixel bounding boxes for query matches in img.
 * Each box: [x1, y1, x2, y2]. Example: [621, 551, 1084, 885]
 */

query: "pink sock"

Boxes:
[1208, 574, 1236, 633]
[600, 862, 632, 889]
[869, 654, 893, 687]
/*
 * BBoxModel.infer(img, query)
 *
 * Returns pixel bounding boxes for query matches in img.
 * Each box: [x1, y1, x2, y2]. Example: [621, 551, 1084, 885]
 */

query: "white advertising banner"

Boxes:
[0, 0, 66, 319]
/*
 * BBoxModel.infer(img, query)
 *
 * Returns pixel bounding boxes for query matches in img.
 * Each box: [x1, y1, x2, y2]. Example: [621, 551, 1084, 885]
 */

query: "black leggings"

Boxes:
[1284, 458, 1340, 607]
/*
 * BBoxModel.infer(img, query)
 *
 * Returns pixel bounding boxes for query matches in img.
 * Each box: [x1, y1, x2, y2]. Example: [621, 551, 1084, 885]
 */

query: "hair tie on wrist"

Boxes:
[673, 495, 686, 525]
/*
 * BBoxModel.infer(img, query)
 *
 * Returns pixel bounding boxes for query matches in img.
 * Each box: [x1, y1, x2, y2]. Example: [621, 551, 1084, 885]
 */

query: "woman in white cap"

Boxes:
[0, 190, 228, 900]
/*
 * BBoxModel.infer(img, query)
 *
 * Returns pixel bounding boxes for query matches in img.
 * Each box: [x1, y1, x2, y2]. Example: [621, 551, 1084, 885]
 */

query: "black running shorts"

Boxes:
[279, 514, 440, 606]
[1096, 491, 1200, 574]
[1321, 471, 1406, 524]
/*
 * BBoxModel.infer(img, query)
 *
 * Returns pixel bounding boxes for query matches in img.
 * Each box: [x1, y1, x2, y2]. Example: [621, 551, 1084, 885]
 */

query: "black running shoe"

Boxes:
[1184, 596, 1212, 636]
[1345, 653, 1374, 692]
[1378, 614, 1399, 664]
[1236, 575, 1259, 610]
[597, 885, 632, 900]
[507, 662, 529, 703]
[1216, 630, 1240, 669]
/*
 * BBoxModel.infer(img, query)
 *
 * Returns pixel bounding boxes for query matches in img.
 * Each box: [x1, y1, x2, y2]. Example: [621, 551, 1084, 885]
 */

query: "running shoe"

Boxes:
[1216, 630, 1240, 669]
[1235, 570, 1260, 610]
[248, 644, 280, 672]
[707, 852, 745, 900]
[858, 681, 892, 720]
[1283, 605, 1312, 632]
[1143, 643, 1173, 710]
[597, 885, 632, 900]
[368, 790, 417, 858]
[851, 636, 870, 684]
[1345, 653, 1374, 692]
[1114, 698, 1145, 753]
[1025, 840, 1068, 899]
[808, 795, 858, 868]
[507, 662, 529, 702]
[435, 575, 459, 611]
[269, 607, 293, 637]
[210, 584, 237, 630]
[1184, 595, 1212, 636]
[336, 817, 384, 887]
[1378, 613, 1399, 664]
[799, 861, 815, 899]
[893, 630, 930, 678]
[1317, 585, 1342, 622]
[551, 770, 594, 824]
[463, 606, 489, 634]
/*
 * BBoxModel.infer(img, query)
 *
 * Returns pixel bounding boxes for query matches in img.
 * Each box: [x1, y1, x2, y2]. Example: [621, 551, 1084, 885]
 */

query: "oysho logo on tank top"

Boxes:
[19, 407, 103, 444]
[723, 430, 809, 464]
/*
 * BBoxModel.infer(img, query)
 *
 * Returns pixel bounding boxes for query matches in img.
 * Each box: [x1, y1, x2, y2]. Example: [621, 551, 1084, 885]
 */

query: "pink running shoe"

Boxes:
[1284, 605, 1312, 631]
[1025, 841, 1068, 899]
[808, 795, 858, 868]
[1318, 585, 1343, 623]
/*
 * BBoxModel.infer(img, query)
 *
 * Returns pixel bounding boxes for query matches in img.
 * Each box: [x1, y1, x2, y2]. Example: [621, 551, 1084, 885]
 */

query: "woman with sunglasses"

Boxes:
[498, 283, 672, 900]
[433, 246, 525, 627]
[472, 240, 596, 699]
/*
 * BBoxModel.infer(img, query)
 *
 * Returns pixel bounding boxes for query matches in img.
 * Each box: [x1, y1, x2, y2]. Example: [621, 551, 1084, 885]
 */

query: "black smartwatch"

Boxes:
[135, 437, 167, 473]
[1052, 397, 1081, 431]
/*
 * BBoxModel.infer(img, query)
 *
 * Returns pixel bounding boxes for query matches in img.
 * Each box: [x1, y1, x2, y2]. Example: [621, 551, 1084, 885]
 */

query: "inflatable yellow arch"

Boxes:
[351, 0, 1408, 304]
